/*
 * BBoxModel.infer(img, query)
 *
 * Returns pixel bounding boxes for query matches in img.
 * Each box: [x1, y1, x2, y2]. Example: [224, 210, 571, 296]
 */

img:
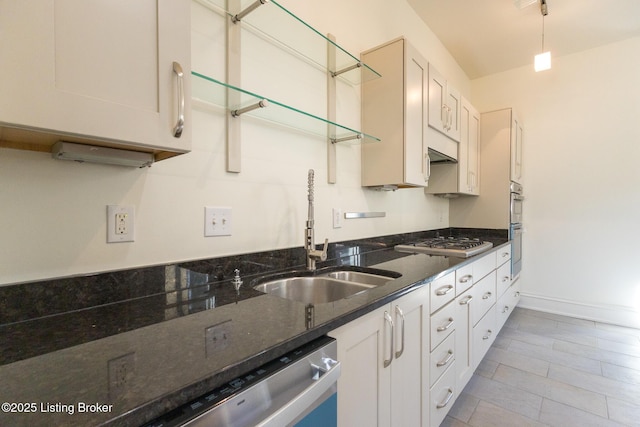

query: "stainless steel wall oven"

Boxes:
[510, 181, 523, 280]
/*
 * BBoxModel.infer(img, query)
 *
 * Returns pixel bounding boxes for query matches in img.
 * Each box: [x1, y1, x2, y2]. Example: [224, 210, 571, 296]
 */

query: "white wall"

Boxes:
[471, 36, 640, 327]
[0, 0, 465, 285]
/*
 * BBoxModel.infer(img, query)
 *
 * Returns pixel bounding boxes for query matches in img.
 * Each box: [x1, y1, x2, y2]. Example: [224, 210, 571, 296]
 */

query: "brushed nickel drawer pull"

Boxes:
[436, 350, 454, 367]
[482, 291, 492, 300]
[482, 329, 493, 340]
[459, 274, 473, 284]
[436, 388, 454, 409]
[435, 285, 454, 296]
[437, 317, 454, 332]
[459, 295, 473, 305]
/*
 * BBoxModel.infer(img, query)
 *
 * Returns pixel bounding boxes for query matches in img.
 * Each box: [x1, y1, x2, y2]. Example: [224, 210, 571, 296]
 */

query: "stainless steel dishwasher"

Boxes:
[144, 336, 340, 427]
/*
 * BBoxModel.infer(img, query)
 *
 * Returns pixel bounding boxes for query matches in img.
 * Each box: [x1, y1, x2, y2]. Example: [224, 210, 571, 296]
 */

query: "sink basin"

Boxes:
[253, 268, 400, 304]
[320, 271, 394, 286]
[254, 277, 375, 304]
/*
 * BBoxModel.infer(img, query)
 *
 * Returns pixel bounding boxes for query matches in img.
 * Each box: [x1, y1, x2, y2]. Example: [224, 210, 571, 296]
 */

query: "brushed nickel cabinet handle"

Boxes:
[436, 349, 454, 367]
[395, 306, 405, 359]
[482, 291, 492, 300]
[483, 329, 493, 340]
[459, 274, 473, 284]
[437, 317, 454, 332]
[435, 284, 454, 296]
[383, 311, 394, 368]
[459, 295, 473, 305]
[436, 388, 454, 409]
[172, 61, 185, 138]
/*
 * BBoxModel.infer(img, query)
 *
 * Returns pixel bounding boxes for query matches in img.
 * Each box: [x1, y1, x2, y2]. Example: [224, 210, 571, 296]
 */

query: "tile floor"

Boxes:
[442, 307, 640, 427]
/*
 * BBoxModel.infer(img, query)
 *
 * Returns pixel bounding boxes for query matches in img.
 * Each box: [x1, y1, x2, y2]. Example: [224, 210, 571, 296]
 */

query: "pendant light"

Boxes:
[534, 0, 551, 72]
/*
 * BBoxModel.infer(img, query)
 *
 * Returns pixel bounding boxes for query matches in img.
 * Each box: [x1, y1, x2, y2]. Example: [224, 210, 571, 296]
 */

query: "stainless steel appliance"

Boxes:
[144, 336, 340, 427]
[510, 182, 524, 224]
[510, 181, 524, 280]
[395, 236, 493, 258]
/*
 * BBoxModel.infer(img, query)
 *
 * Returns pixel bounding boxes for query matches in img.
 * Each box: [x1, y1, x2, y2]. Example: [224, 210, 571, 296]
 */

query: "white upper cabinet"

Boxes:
[428, 64, 461, 142]
[425, 96, 480, 196]
[0, 0, 191, 161]
[361, 37, 429, 188]
[511, 112, 524, 184]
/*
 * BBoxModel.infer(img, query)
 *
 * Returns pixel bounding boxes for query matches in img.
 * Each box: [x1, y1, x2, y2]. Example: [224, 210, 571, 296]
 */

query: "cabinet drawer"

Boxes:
[497, 279, 522, 330]
[430, 300, 456, 351]
[455, 264, 474, 295]
[496, 261, 512, 297]
[429, 358, 457, 427]
[473, 251, 496, 282]
[496, 244, 512, 267]
[430, 331, 455, 387]
[430, 272, 456, 313]
[472, 271, 496, 326]
[472, 308, 496, 368]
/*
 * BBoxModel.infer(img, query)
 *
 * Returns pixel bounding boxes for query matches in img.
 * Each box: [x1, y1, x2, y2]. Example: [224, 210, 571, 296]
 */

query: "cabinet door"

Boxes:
[329, 305, 391, 427]
[428, 64, 448, 135]
[511, 112, 523, 183]
[404, 44, 429, 186]
[445, 85, 461, 142]
[0, 0, 190, 155]
[390, 288, 428, 427]
[467, 102, 481, 195]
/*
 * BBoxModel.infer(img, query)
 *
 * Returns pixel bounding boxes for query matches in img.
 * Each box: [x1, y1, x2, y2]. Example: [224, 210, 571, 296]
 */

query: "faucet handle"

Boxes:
[320, 238, 329, 261]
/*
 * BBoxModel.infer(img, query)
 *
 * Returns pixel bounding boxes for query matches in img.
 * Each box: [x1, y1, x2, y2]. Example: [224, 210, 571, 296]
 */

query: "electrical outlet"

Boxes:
[107, 205, 135, 243]
[332, 208, 343, 229]
[204, 207, 232, 237]
[205, 320, 232, 357]
[108, 352, 135, 401]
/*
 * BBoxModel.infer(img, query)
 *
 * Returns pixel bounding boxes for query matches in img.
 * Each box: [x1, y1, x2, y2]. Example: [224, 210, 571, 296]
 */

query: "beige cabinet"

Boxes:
[329, 287, 428, 427]
[361, 38, 429, 188]
[511, 113, 524, 184]
[450, 108, 523, 229]
[428, 64, 461, 142]
[426, 96, 480, 196]
[0, 0, 191, 161]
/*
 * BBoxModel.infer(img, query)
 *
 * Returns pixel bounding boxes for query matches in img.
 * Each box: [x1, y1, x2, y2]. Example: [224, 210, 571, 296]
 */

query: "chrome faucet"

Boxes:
[305, 169, 328, 271]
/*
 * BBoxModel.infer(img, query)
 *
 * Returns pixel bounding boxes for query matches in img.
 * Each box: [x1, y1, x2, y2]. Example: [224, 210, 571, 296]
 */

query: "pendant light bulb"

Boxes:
[534, 1, 551, 72]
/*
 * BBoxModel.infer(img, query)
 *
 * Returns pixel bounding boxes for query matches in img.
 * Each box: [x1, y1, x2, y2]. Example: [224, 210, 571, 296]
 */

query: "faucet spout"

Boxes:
[305, 169, 328, 271]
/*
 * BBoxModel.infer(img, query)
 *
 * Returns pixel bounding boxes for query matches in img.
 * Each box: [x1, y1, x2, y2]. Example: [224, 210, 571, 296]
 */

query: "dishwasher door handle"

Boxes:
[256, 360, 341, 427]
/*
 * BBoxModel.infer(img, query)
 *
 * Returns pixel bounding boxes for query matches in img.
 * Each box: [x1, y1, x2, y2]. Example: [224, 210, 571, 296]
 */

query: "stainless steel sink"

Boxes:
[320, 271, 394, 286]
[254, 277, 375, 304]
[253, 269, 399, 304]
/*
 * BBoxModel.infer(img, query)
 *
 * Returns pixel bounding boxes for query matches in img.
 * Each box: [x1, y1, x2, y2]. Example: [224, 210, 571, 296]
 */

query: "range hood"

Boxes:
[427, 126, 458, 163]
[428, 147, 456, 163]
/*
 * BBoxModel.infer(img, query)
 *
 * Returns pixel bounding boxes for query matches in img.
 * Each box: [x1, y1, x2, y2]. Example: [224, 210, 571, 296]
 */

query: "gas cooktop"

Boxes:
[395, 236, 493, 258]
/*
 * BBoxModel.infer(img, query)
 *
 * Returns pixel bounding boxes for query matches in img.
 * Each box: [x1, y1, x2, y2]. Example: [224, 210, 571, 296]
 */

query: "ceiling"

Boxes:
[406, 0, 640, 79]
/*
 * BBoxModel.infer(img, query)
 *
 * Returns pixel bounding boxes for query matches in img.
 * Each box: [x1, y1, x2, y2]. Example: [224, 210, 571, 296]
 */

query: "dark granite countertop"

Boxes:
[0, 228, 507, 427]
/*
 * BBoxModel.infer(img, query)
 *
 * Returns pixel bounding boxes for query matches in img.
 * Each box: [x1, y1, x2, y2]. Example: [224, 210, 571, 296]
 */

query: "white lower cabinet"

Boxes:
[429, 357, 457, 427]
[329, 286, 428, 427]
[329, 244, 518, 426]
[473, 308, 497, 369]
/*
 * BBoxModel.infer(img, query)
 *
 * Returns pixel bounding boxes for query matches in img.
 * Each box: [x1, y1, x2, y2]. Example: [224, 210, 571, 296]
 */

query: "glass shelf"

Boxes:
[195, 0, 381, 85]
[192, 71, 380, 143]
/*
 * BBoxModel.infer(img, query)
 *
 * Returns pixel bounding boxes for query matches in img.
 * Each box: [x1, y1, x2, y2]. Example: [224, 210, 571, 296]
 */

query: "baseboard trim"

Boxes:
[519, 293, 640, 329]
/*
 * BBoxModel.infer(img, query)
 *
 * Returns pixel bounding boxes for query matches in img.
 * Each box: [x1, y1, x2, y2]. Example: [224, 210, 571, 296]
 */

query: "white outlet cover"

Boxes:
[332, 208, 343, 228]
[107, 205, 135, 243]
[204, 207, 232, 237]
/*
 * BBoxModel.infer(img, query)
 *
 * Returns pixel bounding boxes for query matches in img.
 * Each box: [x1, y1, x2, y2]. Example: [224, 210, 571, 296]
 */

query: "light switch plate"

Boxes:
[332, 208, 343, 228]
[204, 207, 232, 237]
[107, 205, 135, 243]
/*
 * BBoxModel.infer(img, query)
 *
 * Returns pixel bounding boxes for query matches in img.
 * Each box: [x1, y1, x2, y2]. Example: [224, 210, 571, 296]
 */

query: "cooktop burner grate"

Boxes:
[395, 237, 493, 258]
